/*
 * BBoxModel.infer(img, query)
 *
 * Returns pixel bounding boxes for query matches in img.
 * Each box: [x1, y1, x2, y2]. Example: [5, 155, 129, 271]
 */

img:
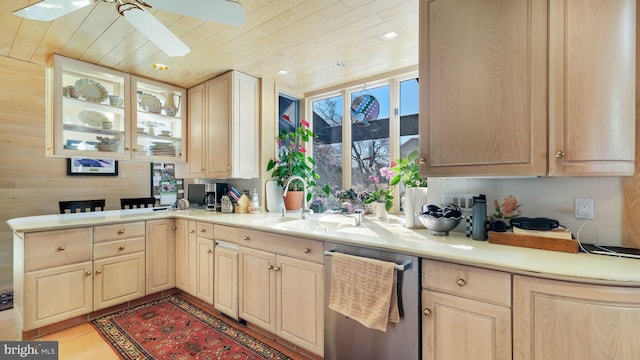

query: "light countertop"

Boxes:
[8, 208, 640, 285]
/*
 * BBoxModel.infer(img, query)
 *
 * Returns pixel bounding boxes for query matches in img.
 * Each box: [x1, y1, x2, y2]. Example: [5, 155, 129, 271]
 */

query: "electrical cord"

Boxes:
[574, 218, 622, 258]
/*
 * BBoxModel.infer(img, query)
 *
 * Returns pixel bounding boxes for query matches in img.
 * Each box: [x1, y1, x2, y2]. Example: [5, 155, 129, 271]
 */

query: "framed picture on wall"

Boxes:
[67, 157, 119, 176]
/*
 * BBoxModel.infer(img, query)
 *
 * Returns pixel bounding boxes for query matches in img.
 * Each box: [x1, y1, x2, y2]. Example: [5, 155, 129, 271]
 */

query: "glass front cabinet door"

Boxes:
[46, 54, 186, 162]
[131, 76, 186, 162]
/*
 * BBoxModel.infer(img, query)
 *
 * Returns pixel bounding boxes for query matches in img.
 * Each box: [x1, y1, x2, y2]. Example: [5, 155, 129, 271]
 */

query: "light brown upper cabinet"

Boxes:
[178, 70, 260, 179]
[419, 0, 635, 177]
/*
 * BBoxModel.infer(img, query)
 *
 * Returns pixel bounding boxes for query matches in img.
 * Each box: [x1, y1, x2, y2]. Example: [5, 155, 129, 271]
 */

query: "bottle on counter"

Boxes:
[471, 194, 487, 240]
[249, 189, 260, 214]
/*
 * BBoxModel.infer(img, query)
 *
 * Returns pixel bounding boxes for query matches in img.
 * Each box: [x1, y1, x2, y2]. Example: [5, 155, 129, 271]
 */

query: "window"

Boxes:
[308, 72, 419, 212]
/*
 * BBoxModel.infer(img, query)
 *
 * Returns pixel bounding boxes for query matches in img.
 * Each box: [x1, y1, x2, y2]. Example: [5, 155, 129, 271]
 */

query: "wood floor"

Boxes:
[0, 294, 316, 360]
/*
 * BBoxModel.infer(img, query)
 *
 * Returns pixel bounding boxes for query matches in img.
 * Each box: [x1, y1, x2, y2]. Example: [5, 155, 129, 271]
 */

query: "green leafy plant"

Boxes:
[267, 117, 320, 198]
[389, 150, 427, 188]
[363, 168, 394, 212]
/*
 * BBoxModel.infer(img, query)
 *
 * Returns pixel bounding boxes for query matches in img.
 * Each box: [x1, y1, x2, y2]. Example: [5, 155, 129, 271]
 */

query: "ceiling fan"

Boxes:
[13, 0, 245, 57]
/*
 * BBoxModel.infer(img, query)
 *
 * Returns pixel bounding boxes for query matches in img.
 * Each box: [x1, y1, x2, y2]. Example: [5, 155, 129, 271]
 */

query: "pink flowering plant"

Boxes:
[389, 150, 427, 188]
[267, 117, 320, 194]
[363, 167, 394, 211]
[493, 195, 523, 219]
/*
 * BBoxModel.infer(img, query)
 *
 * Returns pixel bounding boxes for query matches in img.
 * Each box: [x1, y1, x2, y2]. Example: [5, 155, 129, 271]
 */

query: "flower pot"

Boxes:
[405, 187, 428, 228]
[283, 190, 303, 210]
[375, 202, 388, 221]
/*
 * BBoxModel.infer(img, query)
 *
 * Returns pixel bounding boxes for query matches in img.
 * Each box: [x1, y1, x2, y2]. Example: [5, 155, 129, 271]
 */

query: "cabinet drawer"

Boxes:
[240, 229, 323, 264]
[422, 259, 511, 307]
[214, 224, 239, 243]
[94, 222, 145, 243]
[24, 228, 92, 272]
[196, 222, 214, 240]
[93, 237, 146, 260]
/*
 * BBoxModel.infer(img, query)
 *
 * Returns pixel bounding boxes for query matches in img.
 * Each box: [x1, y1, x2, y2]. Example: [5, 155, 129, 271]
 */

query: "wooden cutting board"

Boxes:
[265, 180, 283, 212]
[488, 231, 579, 253]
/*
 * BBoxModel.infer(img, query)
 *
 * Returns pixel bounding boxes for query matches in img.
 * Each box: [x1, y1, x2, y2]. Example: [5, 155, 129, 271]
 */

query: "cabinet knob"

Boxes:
[118, 229, 125, 234]
[131, 148, 136, 152]
[119, 246, 125, 251]
[200, 228, 206, 233]
[303, 248, 311, 253]
[96, 270, 102, 275]
[274, 266, 281, 271]
[85, 271, 92, 276]
[423, 308, 431, 316]
[243, 236, 250, 241]
[457, 278, 466, 287]
[58, 246, 65, 251]
[172, 225, 177, 230]
[419, 157, 427, 164]
[267, 265, 274, 270]
[207, 249, 212, 254]
[555, 151, 565, 158]
[190, 230, 196, 234]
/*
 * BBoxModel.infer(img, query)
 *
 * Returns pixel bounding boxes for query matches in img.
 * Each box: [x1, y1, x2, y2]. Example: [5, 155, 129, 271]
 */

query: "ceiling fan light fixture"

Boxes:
[13, 0, 95, 21]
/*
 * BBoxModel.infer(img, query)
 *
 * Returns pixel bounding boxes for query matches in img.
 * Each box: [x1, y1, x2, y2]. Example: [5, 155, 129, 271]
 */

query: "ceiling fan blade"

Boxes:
[145, 0, 245, 26]
[118, 2, 190, 57]
[13, 0, 95, 21]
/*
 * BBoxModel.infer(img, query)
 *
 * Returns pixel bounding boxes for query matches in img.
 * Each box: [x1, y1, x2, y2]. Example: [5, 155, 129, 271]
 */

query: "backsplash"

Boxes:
[427, 176, 624, 246]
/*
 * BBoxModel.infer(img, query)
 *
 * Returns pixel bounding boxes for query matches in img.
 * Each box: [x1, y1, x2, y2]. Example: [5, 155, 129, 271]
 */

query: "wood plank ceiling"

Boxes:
[1, 0, 418, 94]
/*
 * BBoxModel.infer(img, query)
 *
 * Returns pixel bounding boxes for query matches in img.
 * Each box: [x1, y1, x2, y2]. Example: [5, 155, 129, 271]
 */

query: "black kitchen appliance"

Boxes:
[204, 183, 227, 211]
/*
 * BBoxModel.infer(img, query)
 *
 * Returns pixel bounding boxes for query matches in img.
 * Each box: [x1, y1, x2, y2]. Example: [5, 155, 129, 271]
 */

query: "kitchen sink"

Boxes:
[271, 214, 379, 237]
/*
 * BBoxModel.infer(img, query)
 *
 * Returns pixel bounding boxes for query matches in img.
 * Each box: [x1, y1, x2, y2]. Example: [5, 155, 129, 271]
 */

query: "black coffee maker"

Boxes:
[203, 183, 227, 211]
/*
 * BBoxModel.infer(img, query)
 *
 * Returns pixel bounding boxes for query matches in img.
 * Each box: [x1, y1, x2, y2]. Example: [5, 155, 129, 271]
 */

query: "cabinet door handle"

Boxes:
[267, 265, 274, 270]
[243, 236, 250, 241]
[207, 249, 212, 254]
[118, 229, 125, 234]
[58, 246, 66, 251]
[423, 308, 431, 316]
[190, 230, 196, 234]
[274, 266, 281, 271]
[419, 157, 427, 164]
[119, 246, 125, 251]
[457, 278, 466, 287]
[85, 271, 92, 276]
[96, 270, 102, 275]
[556, 151, 565, 158]
[172, 225, 177, 230]
[303, 248, 310, 253]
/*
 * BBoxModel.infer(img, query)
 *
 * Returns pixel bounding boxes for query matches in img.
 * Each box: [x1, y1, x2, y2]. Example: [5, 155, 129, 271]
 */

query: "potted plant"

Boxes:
[267, 117, 320, 210]
[364, 168, 394, 220]
[389, 150, 428, 228]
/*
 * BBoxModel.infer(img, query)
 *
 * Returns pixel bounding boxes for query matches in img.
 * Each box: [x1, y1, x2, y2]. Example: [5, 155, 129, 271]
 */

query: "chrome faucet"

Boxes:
[283, 175, 313, 219]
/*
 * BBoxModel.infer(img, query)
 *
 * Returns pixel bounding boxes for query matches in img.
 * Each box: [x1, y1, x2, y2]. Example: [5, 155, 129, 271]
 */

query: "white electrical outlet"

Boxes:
[575, 197, 595, 220]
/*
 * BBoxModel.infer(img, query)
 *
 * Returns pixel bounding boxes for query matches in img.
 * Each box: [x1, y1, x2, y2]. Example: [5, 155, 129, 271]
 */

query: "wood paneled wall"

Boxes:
[0, 56, 151, 289]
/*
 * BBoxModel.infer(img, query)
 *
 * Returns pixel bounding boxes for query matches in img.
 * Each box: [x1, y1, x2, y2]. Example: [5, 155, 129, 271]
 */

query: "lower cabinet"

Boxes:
[174, 220, 214, 303]
[195, 237, 214, 303]
[214, 242, 239, 319]
[93, 253, 145, 310]
[23, 261, 93, 330]
[513, 275, 640, 359]
[146, 219, 176, 294]
[239, 229, 324, 356]
[421, 259, 512, 360]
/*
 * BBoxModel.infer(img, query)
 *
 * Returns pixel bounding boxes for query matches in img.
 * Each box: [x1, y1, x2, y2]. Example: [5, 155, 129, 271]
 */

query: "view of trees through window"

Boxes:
[310, 76, 419, 210]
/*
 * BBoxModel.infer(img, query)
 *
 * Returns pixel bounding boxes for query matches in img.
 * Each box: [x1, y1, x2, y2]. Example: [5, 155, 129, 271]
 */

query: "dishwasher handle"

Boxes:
[324, 249, 412, 272]
[215, 240, 239, 251]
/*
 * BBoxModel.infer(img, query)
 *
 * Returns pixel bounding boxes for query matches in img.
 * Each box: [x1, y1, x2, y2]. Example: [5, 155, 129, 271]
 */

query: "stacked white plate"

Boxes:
[149, 142, 176, 156]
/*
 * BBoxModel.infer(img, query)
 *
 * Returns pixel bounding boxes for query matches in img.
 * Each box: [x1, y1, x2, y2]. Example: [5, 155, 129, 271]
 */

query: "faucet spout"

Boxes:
[283, 176, 313, 219]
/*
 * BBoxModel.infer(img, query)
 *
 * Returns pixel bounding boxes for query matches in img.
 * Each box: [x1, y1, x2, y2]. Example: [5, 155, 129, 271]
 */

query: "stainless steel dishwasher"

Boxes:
[324, 242, 420, 360]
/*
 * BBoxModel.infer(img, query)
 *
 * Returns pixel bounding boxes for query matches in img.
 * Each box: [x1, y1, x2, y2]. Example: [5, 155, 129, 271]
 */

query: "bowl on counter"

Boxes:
[418, 214, 462, 236]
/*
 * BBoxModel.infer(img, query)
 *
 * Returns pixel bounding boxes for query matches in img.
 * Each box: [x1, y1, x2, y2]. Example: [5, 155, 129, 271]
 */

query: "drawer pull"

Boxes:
[423, 308, 431, 316]
[58, 246, 66, 251]
[118, 229, 125, 234]
[274, 266, 281, 271]
[243, 236, 250, 241]
[457, 279, 466, 287]
[267, 265, 274, 270]
[96, 270, 102, 275]
[119, 246, 125, 251]
[200, 228, 206, 233]
[85, 271, 92, 276]
[303, 248, 311, 253]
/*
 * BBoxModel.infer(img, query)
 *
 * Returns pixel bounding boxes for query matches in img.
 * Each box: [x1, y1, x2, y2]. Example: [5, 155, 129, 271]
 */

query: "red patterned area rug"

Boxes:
[91, 295, 291, 360]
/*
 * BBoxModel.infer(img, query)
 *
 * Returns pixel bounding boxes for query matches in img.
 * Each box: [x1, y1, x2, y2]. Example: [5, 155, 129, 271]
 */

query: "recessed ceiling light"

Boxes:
[381, 32, 399, 40]
[151, 63, 170, 71]
[277, 69, 288, 75]
[335, 61, 349, 68]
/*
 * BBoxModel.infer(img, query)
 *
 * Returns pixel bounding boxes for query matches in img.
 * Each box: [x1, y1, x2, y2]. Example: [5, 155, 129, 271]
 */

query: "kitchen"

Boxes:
[1, 0, 640, 359]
